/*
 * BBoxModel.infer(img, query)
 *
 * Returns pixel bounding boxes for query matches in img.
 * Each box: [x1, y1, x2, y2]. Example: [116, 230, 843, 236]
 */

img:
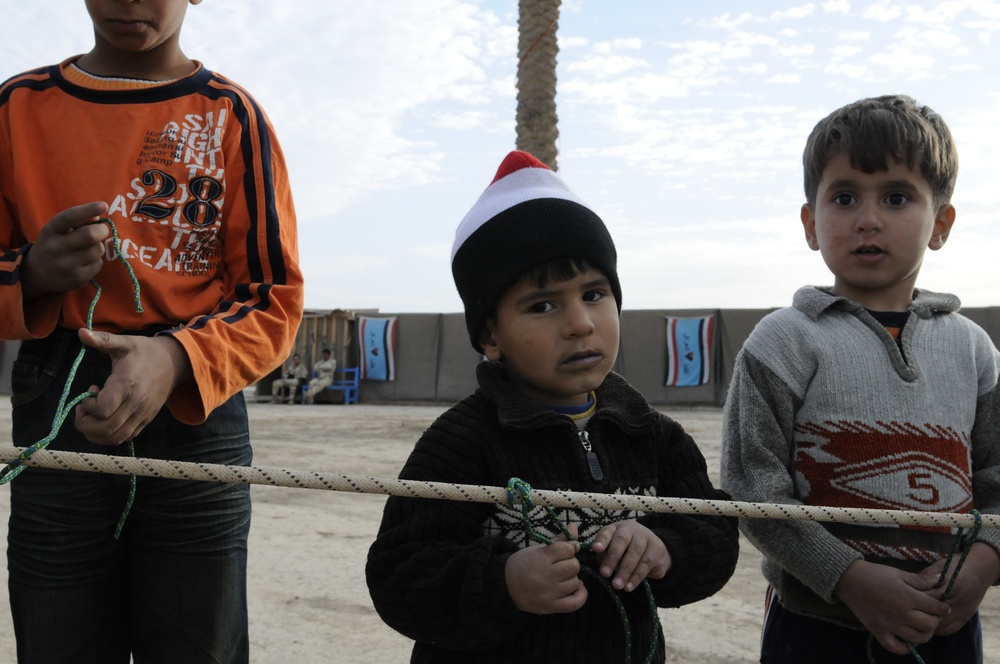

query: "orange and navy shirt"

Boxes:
[0, 57, 304, 423]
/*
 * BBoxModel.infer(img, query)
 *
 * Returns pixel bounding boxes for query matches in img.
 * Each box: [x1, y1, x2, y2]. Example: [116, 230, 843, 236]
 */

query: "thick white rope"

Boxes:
[0, 445, 993, 529]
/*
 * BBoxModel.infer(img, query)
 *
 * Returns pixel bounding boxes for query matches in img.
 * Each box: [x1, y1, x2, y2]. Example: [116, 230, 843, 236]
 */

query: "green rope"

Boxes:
[0, 218, 142, 540]
[865, 509, 983, 664]
[113, 440, 137, 540]
[506, 477, 660, 664]
[935, 510, 983, 597]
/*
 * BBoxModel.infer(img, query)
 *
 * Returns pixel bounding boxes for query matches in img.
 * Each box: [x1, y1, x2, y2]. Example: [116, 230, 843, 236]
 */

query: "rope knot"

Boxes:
[505, 477, 536, 510]
[505, 477, 658, 664]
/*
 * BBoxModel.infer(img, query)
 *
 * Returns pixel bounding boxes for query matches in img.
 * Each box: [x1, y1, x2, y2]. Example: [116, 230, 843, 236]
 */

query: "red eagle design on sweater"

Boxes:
[794, 420, 971, 558]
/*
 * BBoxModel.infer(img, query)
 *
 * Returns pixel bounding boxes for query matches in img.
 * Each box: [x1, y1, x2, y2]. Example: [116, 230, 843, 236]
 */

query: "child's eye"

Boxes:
[885, 192, 910, 206]
[582, 290, 604, 303]
[832, 192, 856, 206]
[527, 301, 554, 314]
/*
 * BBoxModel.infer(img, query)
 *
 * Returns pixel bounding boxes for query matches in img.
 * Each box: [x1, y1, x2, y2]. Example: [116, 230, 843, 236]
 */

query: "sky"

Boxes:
[3, 1, 1000, 313]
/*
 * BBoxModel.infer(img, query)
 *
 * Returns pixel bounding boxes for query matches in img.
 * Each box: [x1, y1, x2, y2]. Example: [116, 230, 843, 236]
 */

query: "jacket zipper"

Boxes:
[579, 430, 604, 481]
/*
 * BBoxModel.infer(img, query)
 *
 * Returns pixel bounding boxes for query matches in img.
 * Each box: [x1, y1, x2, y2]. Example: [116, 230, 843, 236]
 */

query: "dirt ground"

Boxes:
[0, 395, 998, 663]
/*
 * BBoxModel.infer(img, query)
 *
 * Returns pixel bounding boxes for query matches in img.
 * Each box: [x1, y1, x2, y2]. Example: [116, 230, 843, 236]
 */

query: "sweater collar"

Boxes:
[59, 56, 205, 91]
[793, 286, 960, 321]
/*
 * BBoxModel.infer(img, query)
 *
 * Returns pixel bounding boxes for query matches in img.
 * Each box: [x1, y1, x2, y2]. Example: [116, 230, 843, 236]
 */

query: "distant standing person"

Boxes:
[304, 348, 337, 404]
[271, 353, 308, 404]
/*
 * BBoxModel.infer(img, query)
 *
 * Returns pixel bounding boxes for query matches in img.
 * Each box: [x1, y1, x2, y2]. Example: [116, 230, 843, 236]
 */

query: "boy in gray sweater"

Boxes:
[721, 95, 1000, 663]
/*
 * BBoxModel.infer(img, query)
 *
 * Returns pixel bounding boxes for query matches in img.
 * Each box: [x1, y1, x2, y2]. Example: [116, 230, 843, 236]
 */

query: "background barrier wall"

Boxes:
[3, 306, 1000, 406]
[283, 305, 1000, 407]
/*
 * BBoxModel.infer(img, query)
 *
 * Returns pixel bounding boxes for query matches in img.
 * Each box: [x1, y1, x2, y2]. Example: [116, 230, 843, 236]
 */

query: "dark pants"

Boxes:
[761, 590, 983, 664]
[8, 329, 252, 663]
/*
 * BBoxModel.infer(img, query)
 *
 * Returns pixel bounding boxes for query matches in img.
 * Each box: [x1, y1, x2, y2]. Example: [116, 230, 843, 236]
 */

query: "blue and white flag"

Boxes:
[358, 316, 397, 381]
[665, 315, 714, 387]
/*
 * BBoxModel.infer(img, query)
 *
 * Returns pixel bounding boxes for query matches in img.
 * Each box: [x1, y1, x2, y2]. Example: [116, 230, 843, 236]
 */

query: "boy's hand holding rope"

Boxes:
[864, 510, 983, 664]
[507, 478, 660, 664]
[0, 218, 143, 539]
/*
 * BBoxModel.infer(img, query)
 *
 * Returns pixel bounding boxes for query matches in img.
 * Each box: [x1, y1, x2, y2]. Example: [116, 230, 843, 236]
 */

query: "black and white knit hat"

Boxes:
[451, 150, 621, 352]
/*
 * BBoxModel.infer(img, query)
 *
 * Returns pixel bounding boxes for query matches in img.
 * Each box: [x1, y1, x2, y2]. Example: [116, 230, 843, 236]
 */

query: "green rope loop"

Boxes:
[865, 509, 983, 664]
[936, 509, 982, 597]
[0, 218, 142, 540]
[506, 477, 660, 664]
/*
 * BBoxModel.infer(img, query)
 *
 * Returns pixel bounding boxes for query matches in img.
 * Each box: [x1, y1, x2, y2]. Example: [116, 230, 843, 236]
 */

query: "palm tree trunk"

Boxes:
[516, 0, 560, 171]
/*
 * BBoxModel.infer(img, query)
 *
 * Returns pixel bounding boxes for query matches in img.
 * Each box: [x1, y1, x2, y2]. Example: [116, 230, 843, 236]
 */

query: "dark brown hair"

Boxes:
[802, 95, 958, 208]
[522, 257, 598, 290]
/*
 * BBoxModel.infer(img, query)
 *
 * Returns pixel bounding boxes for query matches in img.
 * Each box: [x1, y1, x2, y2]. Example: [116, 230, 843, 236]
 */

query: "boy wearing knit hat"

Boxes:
[366, 151, 739, 663]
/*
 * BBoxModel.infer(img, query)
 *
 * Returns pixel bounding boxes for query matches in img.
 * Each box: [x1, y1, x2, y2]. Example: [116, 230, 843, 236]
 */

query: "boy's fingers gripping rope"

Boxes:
[865, 509, 981, 664]
[0, 218, 142, 538]
[507, 478, 659, 664]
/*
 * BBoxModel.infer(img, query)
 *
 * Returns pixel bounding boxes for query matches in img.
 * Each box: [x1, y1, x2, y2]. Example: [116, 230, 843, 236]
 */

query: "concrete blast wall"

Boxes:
[5, 306, 1000, 407]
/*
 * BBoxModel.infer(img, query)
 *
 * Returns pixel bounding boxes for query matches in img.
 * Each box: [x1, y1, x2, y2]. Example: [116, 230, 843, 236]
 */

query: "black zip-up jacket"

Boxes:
[366, 361, 739, 663]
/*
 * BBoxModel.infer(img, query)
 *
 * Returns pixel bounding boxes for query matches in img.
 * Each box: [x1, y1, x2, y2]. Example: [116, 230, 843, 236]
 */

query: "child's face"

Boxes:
[480, 266, 619, 407]
[800, 151, 955, 311]
[85, 0, 200, 55]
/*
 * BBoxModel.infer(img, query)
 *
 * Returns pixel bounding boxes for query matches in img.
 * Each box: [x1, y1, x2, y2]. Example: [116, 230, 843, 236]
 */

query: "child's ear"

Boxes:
[479, 321, 503, 361]
[928, 204, 956, 251]
[800, 204, 820, 251]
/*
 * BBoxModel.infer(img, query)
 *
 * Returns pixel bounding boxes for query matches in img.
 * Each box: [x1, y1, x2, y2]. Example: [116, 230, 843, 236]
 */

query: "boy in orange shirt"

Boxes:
[0, 1, 303, 661]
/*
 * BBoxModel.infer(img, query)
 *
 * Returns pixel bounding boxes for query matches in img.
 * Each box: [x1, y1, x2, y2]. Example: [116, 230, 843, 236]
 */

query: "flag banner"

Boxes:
[665, 314, 714, 387]
[358, 316, 398, 381]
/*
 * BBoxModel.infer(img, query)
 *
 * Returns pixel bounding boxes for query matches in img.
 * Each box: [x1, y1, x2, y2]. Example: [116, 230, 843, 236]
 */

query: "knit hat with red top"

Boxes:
[451, 150, 622, 352]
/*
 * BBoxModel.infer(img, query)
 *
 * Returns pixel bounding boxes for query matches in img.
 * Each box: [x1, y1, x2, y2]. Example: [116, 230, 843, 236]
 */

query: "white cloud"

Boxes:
[560, 35, 590, 49]
[832, 44, 864, 56]
[766, 73, 802, 83]
[727, 31, 782, 48]
[771, 4, 818, 20]
[777, 44, 816, 56]
[863, 3, 904, 21]
[824, 61, 870, 78]
[837, 30, 871, 41]
[868, 46, 936, 77]
[969, 1, 1000, 20]
[895, 26, 964, 50]
[593, 38, 643, 54]
[566, 54, 649, 77]
[905, 2, 971, 24]
[561, 72, 690, 106]
[721, 43, 754, 59]
[700, 12, 757, 30]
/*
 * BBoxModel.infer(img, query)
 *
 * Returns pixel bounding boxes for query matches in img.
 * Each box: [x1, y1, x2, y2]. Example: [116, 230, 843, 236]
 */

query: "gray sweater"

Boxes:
[721, 286, 1000, 627]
